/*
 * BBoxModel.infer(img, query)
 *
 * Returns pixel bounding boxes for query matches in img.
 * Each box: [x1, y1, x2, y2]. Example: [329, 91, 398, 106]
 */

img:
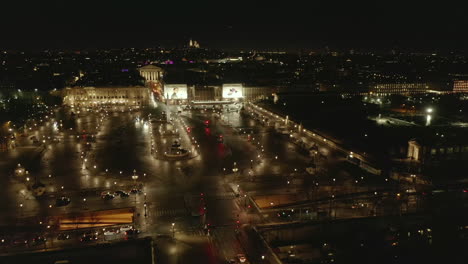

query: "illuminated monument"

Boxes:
[138, 65, 164, 100]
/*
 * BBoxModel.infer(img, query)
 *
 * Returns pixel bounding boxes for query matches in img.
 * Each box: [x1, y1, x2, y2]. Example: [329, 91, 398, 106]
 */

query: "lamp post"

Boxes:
[132, 169, 139, 187]
[171, 223, 175, 239]
[144, 192, 147, 217]
[232, 162, 238, 174]
[232, 162, 239, 180]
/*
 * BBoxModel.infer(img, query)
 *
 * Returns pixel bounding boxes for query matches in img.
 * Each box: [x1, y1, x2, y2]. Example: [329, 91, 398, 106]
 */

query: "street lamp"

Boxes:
[232, 162, 238, 174]
[132, 169, 139, 186]
[171, 223, 175, 238]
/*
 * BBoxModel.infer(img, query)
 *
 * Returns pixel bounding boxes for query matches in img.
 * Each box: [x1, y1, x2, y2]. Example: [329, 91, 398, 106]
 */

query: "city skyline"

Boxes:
[1, 2, 468, 264]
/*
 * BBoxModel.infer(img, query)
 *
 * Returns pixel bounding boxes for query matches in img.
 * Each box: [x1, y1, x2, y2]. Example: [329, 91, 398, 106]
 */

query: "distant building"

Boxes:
[189, 39, 200, 48]
[370, 83, 430, 95]
[453, 80, 468, 93]
[62, 86, 151, 107]
[243, 86, 274, 100]
[370, 82, 451, 95]
[138, 65, 164, 100]
[138, 65, 164, 83]
[408, 137, 468, 165]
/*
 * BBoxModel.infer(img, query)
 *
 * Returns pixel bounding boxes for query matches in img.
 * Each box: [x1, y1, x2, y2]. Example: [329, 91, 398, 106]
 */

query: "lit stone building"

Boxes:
[408, 138, 468, 165]
[138, 65, 164, 100]
[453, 80, 468, 93]
[370, 83, 430, 95]
[244, 86, 275, 100]
[138, 65, 164, 83]
[62, 86, 151, 106]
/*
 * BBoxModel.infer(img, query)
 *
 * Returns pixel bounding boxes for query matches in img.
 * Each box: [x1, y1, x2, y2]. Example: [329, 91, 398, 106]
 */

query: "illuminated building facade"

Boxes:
[138, 65, 164, 100]
[62, 86, 151, 107]
[408, 138, 468, 165]
[370, 83, 430, 95]
[453, 80, 468, 93]
[138, 65, 164, 83]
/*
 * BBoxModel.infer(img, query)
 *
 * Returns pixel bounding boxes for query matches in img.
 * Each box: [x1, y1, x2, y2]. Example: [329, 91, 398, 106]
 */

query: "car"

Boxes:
[56, 197, 71, 207]
[32, 235, 46, 245]
[119, 225, 133, 232]
[117, 191, 130, 198]
[114, 190, 125, 196]
[57, 233, 70, 240]
[237, 254, 247, 263]
[80, 232, 98, 242]
[101, 193, 115, 200]
[130, 188, 142, 194]
[125, 229, 140, 236]
[12, 239, 28, 247]
[103, 229, 119, 236]
[277, 209, 296, 218]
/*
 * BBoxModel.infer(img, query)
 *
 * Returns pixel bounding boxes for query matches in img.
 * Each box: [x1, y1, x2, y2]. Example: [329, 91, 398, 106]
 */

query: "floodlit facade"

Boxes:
[138, 65, 164, 83]
[370, 83, 430, 95]
[62, 86, 151, 106]
[453, 80, 468, 93]
[408, 138, 468, 164]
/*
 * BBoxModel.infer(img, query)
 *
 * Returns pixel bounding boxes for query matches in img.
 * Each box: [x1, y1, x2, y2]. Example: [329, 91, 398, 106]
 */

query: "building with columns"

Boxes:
[407, 137, 468, 164]
[138, 65, 164, 83]
[62, 86, 151, 107]
[138, 65, 164, 100]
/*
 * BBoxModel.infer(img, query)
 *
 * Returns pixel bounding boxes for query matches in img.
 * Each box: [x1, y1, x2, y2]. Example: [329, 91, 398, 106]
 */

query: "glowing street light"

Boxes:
[232, 162, 239, 173]
[171, 223, 175, 238]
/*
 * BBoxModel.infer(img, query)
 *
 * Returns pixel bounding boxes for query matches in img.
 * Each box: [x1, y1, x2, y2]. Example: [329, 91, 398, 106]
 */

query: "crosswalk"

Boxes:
[207, 192, 237, 199]
[186, 229, 207, 236]
[152, 208, 187, 217]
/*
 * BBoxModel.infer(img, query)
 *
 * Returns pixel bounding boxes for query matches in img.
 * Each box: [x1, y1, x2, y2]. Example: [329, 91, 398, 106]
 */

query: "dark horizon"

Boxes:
[2, 1, 468, 52]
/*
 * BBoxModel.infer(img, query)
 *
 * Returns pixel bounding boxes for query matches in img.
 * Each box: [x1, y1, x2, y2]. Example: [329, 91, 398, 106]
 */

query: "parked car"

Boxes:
[103, 229, 119, 236]
[115, 191, 129, 198]
[130, 189, 142, 194]
[125, 229, 140, 236]
[32, 235, 46, 245]
[119, 225, 133, 233]
[56, 197, 71, 207]
[80, 232, 98, 242]
[57, 233, 70, 240]
[101, 192, 115, 200]
[237, 254, 247, 263]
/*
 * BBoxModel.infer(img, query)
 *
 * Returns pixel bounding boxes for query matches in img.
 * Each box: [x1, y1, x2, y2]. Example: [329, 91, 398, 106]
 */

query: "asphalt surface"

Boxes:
[0, 103, 418, 264]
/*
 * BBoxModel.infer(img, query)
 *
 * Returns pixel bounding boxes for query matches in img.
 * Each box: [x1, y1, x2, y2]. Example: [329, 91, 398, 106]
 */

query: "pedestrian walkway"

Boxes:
[152, 208, 187, 217]
[207, 192, 237, 199]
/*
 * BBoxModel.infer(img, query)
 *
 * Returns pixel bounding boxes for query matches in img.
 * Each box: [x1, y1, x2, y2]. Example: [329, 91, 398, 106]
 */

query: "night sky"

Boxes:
[2, 1, 467, 51]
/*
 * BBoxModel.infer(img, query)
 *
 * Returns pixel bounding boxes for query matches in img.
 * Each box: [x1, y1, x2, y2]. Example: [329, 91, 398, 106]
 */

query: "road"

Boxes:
[0, 102, 418, 264]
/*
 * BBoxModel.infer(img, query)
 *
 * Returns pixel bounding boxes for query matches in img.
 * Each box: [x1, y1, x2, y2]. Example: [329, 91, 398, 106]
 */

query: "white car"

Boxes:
[119, 225, 133, 232]
[103, 230, 119, 236]
[237, 254, 247, 263]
